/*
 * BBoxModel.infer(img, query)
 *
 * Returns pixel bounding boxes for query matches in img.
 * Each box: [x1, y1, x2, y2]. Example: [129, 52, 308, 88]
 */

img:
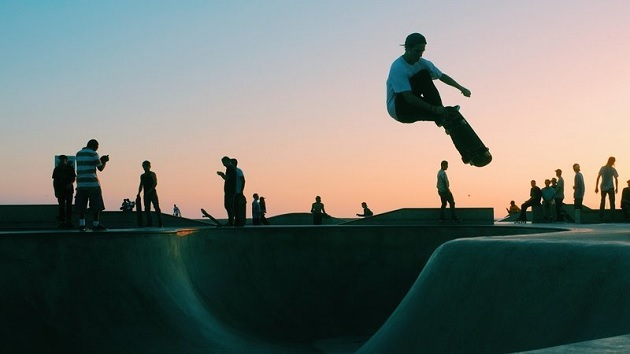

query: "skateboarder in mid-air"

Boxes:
[386, 33, 491, 167]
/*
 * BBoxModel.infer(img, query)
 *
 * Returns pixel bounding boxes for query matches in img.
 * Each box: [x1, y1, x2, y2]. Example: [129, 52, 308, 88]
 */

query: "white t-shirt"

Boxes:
[76, 147, 102, 190]
[555, 177, 565, 199]
[437, 169, 449, 192]
[386, 56, 443, 120]
[598, 165, 618, 191]
[236, 167, 244, 193]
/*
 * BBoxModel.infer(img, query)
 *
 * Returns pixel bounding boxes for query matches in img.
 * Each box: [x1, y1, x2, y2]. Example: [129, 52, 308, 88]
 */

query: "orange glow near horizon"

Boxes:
[2, 2, 630, 219]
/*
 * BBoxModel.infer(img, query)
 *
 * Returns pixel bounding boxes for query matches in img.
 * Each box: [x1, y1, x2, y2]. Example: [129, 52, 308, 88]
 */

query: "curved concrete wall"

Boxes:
[359, 237, 630, 353]
[0, 225, 561, 352]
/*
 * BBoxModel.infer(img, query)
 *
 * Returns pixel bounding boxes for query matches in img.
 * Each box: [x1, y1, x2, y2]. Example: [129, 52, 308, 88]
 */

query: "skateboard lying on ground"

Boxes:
[442, 108, 492, 167]
[200, 208, 222, 227]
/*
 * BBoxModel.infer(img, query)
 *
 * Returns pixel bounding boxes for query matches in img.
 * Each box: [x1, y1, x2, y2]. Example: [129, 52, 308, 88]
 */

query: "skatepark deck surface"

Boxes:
[2, 209, 630, 352]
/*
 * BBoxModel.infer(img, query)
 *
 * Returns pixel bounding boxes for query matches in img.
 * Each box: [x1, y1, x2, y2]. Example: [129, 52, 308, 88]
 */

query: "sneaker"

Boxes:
[78, 225, 88, 231]
[92, 223, 108, 231]
[437, 107, 462, 131]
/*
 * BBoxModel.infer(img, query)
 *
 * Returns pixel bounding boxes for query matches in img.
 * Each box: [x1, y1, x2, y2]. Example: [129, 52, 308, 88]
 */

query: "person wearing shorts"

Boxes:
[75, 139, 109, 231]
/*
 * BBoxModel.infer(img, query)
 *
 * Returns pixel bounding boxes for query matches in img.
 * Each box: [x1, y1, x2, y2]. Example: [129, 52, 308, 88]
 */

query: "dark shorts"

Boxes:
[394, 70, 443, 123]
[76, 188, 105, 213]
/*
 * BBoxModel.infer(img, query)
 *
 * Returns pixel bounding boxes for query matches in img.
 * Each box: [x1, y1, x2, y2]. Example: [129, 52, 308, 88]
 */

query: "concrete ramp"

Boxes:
[0, 225, 558, 352]
[359, 237, 630, 353]
[0, 230, 275, 353]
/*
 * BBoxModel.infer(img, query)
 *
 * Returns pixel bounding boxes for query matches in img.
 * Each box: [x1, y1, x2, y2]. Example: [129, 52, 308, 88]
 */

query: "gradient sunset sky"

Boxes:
[2, 0, 629, 219]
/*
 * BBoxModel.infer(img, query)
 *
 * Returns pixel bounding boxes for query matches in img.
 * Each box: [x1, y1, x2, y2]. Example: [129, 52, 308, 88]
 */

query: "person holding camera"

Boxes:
[76, 139, 109, 231]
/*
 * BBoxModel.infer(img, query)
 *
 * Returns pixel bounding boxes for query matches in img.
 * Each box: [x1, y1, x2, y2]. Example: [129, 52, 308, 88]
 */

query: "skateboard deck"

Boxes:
[135, 195, 142, 227]
[200, 208, 222, 226]
[443, 109, 492, 167]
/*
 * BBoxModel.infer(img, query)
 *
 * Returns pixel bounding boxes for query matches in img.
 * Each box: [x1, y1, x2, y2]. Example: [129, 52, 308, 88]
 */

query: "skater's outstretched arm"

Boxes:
[439, 74, 471, 97]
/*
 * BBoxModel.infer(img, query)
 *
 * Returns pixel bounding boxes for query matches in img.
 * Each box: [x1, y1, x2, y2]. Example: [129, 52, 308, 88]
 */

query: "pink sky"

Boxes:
[2, 1, 630, 218]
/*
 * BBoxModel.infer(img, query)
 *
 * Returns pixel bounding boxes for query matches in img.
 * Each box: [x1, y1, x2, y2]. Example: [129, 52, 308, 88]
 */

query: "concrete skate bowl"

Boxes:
[359, 236, 630, 353]
[6, 224, 626, 353]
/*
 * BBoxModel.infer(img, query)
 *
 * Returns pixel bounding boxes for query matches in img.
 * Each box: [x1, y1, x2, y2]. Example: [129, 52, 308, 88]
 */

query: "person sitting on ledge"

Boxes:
[506, 200, 521, 215]
[517, 180, 542, 223]
[356, 202, 374, 217]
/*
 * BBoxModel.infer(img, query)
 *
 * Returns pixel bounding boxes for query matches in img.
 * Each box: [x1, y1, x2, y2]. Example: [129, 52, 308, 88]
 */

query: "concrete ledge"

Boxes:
[0, 204, 208, 229]
[345, 208, 494, 226]
[500, 204, 630, 224]
[266, 212, 351, 225]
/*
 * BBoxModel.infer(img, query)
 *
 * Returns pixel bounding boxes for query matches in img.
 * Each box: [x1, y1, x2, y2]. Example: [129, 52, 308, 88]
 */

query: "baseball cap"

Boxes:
[402, 33, 427, 49]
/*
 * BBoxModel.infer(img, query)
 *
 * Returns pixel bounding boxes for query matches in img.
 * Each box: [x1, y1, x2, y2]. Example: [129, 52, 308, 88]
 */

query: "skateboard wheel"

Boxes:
[469, 150, 492, 167]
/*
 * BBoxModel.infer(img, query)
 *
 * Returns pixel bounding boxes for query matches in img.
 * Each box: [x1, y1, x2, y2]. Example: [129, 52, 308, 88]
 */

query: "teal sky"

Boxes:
[2, 1, 630, 218]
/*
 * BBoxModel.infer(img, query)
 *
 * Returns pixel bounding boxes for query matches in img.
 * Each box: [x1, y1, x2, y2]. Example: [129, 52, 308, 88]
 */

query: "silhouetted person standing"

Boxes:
[356, 202, 373, 217]
[595, 156, 618, 221]
[52, 155, 76, 228]
[217, 156, 236, 226]
[259, 196, 269, 225]
[386, 33, 471, 126]
[173, 204, 181, 217]
[437, 160, 458, 221]
[554, 169, 565, 221]
[518, 180, 542, 223]
[541, 179, 556, 222]
[137, 160, 163, 227]
[76, 139, 109, 231]
[573, 163, 585, 224]
[252, 193, 262, 225]
[621, 180, 630, 222]
[311, 196, 327, 225]
[232, 158, 246, 227]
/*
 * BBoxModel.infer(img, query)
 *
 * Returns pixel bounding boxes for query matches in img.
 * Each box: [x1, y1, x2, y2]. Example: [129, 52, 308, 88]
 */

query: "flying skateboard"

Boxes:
[200, 208, 222, 227]
[442, 108, 492, 167]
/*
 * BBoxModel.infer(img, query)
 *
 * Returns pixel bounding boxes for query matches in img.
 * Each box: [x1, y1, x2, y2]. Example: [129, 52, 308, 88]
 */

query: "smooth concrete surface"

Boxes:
[3, 208, 630, 353]
[0, 224, 558, 353]
[520, 333, 630, 353]
[359, 225, 630, 353]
